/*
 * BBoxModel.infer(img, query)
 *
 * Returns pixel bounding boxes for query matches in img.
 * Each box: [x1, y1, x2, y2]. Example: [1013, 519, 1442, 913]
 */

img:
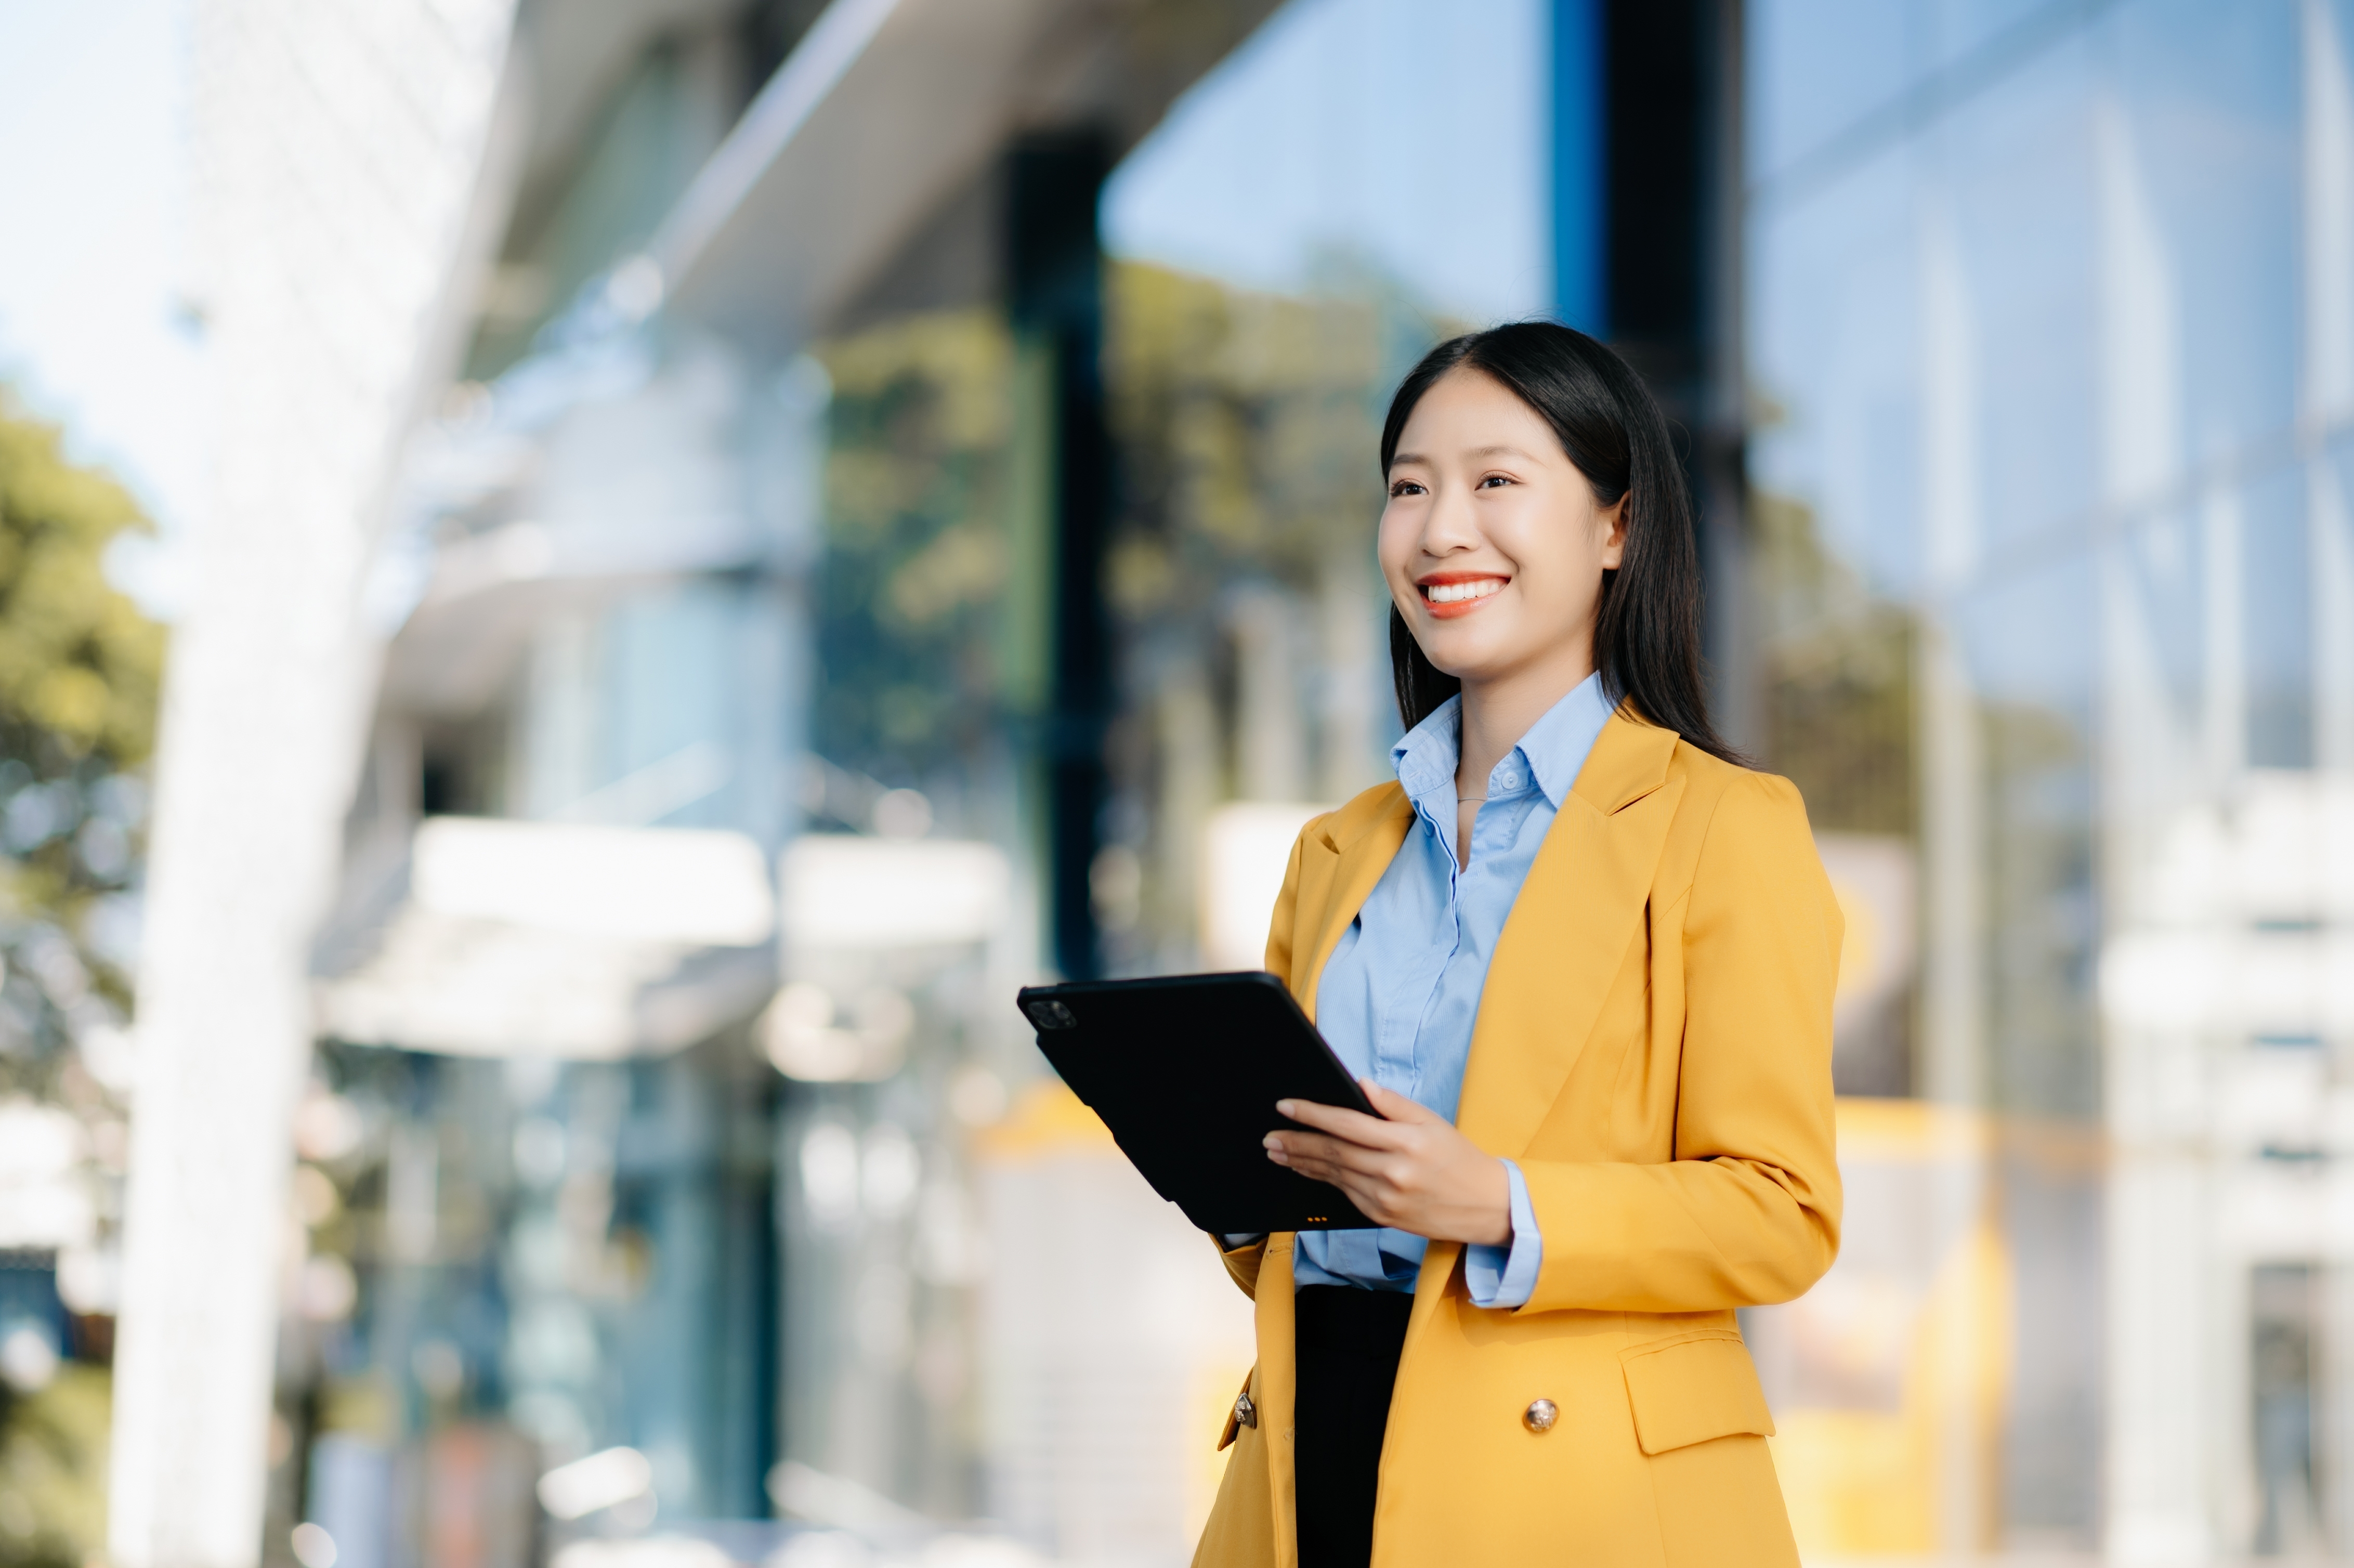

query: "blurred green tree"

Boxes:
[0, 393, 162, 1567]
[1748, 488, 1915, 837]
[0, 397, 162, 1017]
[808, 263, 1444, 962]
[812, 309, 1016, 799]
[0, 1365, 107, 1568]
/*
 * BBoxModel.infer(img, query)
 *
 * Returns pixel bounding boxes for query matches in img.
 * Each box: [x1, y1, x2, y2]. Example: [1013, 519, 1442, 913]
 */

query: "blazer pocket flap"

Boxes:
[1619, 1332, 1775, 1455]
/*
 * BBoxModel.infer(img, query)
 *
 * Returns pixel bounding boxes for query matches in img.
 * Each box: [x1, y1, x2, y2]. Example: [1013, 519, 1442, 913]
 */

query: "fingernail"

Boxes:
[1262, 1133, 1280, 1149]
[1275, 1100, 1295, 1116]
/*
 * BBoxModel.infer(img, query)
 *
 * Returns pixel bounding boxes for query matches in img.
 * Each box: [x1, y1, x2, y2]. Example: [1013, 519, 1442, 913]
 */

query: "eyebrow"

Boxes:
[1389, 445, 1537, 469]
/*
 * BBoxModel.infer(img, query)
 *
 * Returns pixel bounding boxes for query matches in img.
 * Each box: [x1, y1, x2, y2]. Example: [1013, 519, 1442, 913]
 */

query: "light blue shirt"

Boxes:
[1292, 673, 1615, 1308]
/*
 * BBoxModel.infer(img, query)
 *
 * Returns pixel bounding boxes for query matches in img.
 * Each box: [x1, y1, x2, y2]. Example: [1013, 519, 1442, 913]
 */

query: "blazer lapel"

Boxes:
[1290, 789, 1414, 1022]
[1455, 711, 1684, 1156]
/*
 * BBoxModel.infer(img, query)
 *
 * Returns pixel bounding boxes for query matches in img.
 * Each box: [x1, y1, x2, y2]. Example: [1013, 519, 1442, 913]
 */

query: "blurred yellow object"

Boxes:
[1834, 1094, 1990, 1164]
[1186, 1361, 1251, 1543]
[967, 1079, 1114, 1161]
[1765, 1099, 2014, 1562]
[1773, 1409, 1931, 1554]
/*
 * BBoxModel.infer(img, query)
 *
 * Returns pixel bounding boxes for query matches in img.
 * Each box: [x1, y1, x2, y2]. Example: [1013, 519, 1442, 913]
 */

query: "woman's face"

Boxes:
[1377, 367, 1626, 694]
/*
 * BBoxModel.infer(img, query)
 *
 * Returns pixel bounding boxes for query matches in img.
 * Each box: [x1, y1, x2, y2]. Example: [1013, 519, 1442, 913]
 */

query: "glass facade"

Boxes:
[1747, 0, 2354, 1555]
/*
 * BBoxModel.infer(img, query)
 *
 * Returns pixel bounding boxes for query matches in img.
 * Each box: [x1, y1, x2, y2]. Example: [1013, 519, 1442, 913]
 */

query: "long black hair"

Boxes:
[1379, 321, 1742, 765]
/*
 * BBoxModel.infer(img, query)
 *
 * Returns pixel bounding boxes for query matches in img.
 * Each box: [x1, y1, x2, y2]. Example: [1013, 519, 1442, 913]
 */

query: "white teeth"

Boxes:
[1425, 579, 1503, 604]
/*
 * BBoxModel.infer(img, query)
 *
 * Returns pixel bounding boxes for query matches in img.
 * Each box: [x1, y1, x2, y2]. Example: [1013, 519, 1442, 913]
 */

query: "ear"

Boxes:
[1598, 497, 1628, 570]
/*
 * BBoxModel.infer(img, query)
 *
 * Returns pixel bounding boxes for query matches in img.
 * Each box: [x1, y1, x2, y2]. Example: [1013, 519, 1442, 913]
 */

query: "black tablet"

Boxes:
[1016, 971, 1382, 1233]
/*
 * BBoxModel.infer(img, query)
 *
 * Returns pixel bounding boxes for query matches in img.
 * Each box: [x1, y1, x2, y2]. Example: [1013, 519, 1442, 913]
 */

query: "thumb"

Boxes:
[1361, 1079, 1430, 1122]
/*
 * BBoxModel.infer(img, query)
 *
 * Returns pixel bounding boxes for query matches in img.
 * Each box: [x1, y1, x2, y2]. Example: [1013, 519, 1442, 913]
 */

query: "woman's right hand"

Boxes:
[1265, 1081, 1512, 1246]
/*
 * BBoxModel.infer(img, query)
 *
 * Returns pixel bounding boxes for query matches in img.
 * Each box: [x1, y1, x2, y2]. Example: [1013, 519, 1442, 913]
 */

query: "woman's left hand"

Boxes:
[1266, 1081, 1512, 1246]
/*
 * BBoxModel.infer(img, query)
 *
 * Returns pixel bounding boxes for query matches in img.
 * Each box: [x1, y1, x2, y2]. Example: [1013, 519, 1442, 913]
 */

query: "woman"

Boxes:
[1192, 323, 1842, 1568]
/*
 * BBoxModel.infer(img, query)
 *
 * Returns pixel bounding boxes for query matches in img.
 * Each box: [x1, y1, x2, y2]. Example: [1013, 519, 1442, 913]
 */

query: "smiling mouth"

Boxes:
[1417, 576, 1507, 618]
[1421, 579, 1505, 605]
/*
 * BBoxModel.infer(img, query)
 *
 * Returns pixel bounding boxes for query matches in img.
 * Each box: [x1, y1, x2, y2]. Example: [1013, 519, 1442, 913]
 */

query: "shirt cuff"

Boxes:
[1463, 1160, 1542, 1309]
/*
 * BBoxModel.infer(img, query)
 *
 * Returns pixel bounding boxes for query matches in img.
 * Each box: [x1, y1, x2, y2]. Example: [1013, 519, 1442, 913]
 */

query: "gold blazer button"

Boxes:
[1523, 1399, 1558, 1433]
[1235, 1391, 1257, 1429]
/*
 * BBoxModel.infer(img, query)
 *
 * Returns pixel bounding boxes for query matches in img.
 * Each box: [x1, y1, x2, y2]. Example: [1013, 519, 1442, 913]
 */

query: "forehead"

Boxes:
[1394, 367, 1554, 455]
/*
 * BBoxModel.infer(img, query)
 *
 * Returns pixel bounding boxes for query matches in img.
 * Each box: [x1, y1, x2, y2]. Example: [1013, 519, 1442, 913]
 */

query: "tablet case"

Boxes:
[1016, 971, 1381, 1233]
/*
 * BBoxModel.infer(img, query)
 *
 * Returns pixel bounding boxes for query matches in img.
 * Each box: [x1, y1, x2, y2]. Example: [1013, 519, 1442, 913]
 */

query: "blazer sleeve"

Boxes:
[1515, 770, 1843, 1315]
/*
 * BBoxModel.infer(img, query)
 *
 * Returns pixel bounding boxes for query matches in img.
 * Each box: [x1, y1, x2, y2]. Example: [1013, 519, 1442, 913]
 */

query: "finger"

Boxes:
[1271, 1130, 1365, 1177]
[1270, 1146, 1347, 1184]
[1267, 1131, 1396, 1173]
[1275, 1097, 1413, 1147]
[1266, 1141, 1355, 1186]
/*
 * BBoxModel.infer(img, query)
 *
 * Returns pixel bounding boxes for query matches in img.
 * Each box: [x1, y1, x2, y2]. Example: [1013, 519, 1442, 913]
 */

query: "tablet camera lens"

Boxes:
[1026, 999, 1078, 1031]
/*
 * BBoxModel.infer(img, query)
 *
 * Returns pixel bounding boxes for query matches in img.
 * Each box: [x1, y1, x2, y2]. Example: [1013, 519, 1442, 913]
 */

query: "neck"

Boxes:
[1454, 643, 1596, 795]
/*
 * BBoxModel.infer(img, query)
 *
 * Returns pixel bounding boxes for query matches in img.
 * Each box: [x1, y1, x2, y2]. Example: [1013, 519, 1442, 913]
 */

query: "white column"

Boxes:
[2106, 1149, 2217, 1565]
[2101, 546, 2215, 1566]
[2203, 481, 2246, 790]
[1916, 186, 1991, 1555]
[2095, 87, 2220, 1568]
[1917, 190, 1983, 1114]
[108, 4, 517, 1565]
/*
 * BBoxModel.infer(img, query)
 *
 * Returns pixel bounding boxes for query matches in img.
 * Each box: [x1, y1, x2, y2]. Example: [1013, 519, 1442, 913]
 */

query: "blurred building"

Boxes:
[250, 2, 1297, 1566]
[102, 1, 2354, 1566]
[1746, 0, 2354, 1561]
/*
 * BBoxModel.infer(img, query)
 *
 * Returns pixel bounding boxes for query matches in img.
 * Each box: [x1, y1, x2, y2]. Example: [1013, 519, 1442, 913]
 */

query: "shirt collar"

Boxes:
[1516, 672, 1615, 807]
[1389, 673, 1614, 811]
[1391, 696, 1464, 804]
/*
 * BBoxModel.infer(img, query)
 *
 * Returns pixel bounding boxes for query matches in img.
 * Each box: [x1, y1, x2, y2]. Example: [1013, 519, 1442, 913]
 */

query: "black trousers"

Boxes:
[1293, 1284, 1415, 1568]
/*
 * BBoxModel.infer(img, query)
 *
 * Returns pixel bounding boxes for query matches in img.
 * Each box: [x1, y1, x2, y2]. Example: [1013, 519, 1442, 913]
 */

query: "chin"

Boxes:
[1417, 633, 1513, 685]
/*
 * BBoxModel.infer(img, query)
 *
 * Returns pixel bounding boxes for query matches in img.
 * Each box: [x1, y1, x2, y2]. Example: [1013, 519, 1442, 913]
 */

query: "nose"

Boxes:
[1419, 476, 1480, 556]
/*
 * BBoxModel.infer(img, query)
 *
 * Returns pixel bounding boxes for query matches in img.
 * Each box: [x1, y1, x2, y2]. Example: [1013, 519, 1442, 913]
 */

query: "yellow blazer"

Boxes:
[1192, 709, 1842, 1568]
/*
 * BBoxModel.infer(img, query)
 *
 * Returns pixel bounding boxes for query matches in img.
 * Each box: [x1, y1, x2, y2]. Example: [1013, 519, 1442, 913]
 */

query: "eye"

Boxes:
[1478, 474, 1515, 489]
[1388, 478, 1427, 498]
